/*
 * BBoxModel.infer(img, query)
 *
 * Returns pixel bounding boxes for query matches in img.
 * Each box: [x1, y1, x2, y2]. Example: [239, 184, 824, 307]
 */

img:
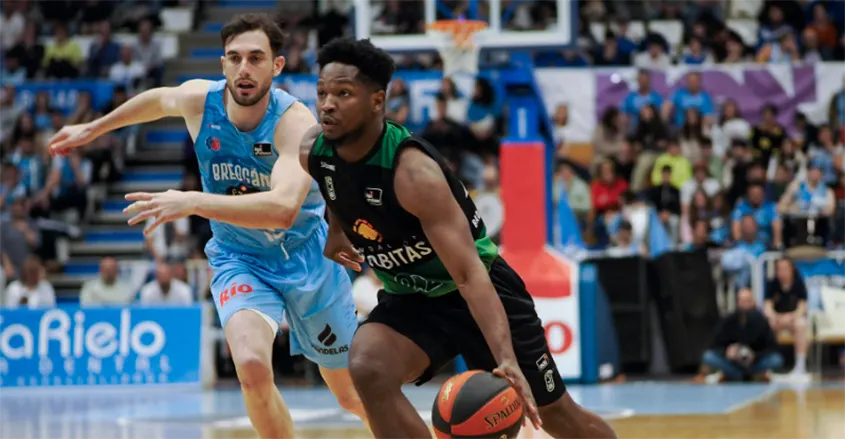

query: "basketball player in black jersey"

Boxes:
[297, 38, 618, 439]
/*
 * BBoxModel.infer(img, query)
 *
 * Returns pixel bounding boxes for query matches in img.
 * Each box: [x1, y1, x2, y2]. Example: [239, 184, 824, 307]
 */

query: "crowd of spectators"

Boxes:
[1, 0, 841, 382]
[550, 69, 842, 382]
[547, 0, 845, 67]
[550, 67, 844, 271]
[0, 0, 176, 307]
[347, 0, 845, 69]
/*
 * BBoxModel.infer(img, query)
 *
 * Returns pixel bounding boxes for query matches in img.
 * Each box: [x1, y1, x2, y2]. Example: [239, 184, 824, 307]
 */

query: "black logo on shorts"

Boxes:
[318, 324, 337, 346]
[313, 324, 348, 355]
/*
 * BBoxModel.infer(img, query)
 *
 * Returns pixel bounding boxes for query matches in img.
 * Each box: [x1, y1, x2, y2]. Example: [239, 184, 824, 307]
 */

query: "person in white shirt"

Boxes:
[350, 267, 382, 322]
[109, 45, 146, 93]
[79, 257, 136, 306]
[139, 263, 193, 306]
[133, 19, 164, 86]
[0, 4, 25, 51]
[145, 215, 190, 262]
[709, 99, 751, 157]
[605, 221, 647, 258]
[3, 256, 55, 309]
[634, 40, 672, 70]
[681, 162, 721, 214]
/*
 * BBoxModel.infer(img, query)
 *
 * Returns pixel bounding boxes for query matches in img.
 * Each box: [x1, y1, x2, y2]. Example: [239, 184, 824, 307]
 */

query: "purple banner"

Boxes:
[596, 65, 818, 128]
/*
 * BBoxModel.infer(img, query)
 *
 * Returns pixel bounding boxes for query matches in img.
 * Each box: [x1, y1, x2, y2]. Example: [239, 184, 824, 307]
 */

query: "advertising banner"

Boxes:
[536, 63, 845, 143]
[0, 306, 202, 388]
[15, 81, 116, 114]
[794, 257, 845, 310]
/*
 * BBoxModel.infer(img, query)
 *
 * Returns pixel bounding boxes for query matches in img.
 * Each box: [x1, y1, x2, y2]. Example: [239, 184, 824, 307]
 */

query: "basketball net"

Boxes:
[427, 19, 486, 77]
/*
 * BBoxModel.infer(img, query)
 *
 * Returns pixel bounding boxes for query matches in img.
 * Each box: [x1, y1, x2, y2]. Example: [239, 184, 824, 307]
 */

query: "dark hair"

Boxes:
[761, 103, 779, 116]
[719, 99, 742, 125]
[601, 106, 620, 132]
[776, 257, 795, 271]
[661, 165, 672, 174]
[221, 13, 286, 57]
[747, 181, 765, 192]
[317, 37, 395, 91]
[472, 77, 495, 107]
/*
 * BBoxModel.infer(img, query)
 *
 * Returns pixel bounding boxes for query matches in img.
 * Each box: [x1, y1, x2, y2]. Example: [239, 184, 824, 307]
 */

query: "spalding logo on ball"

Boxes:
[432, 370, 524, 439]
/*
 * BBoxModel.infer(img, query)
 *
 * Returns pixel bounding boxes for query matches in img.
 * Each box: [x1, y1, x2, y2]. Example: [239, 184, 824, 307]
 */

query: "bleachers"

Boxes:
[1, 0, 843, 386]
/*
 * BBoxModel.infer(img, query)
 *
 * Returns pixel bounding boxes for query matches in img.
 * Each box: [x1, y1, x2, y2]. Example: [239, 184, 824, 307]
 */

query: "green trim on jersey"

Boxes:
[310, 122, 408, 169]
[375, 235, 499, 297]
[310, 121, 500, 297]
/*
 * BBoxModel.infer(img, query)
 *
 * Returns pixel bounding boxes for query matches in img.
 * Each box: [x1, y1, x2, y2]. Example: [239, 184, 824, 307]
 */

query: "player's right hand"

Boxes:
[48, 123, 97, 156]
[324, 231, 364, 272]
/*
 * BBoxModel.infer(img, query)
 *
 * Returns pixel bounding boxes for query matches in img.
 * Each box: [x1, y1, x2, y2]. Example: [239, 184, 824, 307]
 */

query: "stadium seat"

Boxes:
[161, 7, 195, 33]
[728, 0, 764, 19]
[648, 20, 684, 52]
[726, 19, 760, 47]
[619, 21, 647, 43]
[590, 22, 606, 42]
[816, 285, 845, 343]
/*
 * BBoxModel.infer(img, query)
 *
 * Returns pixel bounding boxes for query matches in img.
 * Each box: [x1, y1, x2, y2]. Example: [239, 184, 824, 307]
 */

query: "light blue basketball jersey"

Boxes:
[796, 182, 828, 214]
[194, 80, 326, 257]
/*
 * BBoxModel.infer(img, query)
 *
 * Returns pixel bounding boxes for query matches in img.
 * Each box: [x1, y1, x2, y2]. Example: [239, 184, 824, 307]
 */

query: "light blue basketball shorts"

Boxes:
[206, 223, 357, 370]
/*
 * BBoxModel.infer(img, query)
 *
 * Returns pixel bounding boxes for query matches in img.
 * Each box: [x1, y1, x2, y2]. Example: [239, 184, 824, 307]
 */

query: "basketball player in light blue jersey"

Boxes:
[48, 14, 367, 439]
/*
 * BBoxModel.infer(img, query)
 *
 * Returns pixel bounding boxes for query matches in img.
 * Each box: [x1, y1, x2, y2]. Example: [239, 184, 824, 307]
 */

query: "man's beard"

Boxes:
[226, 81, 271, 107]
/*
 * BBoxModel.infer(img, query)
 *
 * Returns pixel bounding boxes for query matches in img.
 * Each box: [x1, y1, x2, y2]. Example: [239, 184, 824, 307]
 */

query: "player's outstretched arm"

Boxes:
[49, 79, 210, 155]
[127, 102, 318, 233]
[394, 147, 541, 429]
[189, 102, 316, 229]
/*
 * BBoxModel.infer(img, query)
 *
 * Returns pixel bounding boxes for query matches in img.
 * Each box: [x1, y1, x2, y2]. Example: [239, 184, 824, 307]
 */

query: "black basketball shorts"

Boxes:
[362, 257, 567, 407]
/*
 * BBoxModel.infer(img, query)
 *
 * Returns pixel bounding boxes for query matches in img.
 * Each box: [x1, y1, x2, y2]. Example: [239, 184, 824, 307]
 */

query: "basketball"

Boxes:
[431, 370, 524, 439]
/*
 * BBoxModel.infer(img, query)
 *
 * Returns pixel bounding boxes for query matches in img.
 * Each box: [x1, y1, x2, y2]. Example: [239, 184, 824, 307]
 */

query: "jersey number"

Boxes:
[394, 273, 443, 294]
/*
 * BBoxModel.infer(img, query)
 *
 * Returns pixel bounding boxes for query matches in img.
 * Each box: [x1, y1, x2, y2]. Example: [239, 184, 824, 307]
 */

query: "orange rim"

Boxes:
[427, 19, 487, 47]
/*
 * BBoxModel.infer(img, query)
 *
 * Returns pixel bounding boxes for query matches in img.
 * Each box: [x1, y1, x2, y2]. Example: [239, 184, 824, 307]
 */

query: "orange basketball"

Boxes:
[431, 370, 524, 439]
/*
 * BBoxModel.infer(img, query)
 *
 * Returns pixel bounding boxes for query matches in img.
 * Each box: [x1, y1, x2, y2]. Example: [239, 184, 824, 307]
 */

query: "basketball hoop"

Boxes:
[426, 19, 487, 77]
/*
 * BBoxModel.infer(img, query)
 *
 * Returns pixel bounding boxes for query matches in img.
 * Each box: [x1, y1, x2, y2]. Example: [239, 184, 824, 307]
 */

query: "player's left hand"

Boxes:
[493, 360, 542, 430]
[124, 190, 197, 235]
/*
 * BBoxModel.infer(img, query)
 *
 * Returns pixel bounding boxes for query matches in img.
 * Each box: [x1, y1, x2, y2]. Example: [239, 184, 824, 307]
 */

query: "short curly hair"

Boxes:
[317, 38, 395, 91]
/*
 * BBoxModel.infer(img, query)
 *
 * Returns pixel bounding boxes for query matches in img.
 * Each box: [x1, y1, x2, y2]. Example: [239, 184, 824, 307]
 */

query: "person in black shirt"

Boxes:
[700, 288, 782, 382]
[764, 257, 809, 375]
[750, 104, 787, 164]
[645, 165, 681, 240]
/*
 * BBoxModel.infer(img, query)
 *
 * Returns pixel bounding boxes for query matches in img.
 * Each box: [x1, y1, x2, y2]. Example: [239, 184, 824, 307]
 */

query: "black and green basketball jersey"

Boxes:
[307, 121, 498, 297]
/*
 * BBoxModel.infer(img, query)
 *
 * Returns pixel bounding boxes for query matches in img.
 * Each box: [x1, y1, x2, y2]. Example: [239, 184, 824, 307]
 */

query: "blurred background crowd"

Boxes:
[1, 0, 843, 383]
